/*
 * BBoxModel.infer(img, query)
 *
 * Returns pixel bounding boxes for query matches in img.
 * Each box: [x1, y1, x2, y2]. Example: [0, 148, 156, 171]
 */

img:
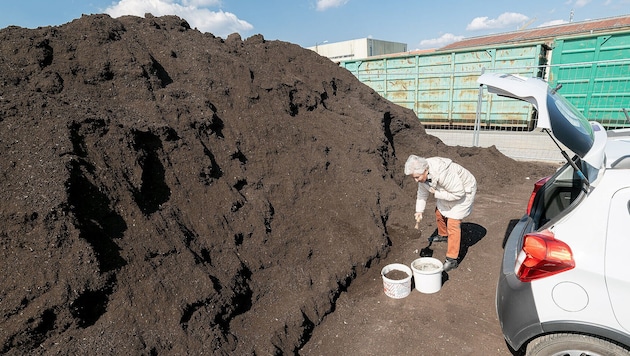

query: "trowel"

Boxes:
[419, 239, 433, 257]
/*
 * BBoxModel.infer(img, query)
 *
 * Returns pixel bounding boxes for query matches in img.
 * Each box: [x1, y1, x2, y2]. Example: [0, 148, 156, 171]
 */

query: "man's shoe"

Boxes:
[443, 257, 459, 272]
[429, 234, 448, 243]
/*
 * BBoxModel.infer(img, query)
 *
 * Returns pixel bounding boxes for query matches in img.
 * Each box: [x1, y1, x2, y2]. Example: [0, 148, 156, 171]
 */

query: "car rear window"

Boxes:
[547, 92, 594, 158]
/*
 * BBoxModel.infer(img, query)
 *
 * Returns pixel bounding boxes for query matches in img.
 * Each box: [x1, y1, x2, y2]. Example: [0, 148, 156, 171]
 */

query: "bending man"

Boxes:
[404, 155, 477, 272]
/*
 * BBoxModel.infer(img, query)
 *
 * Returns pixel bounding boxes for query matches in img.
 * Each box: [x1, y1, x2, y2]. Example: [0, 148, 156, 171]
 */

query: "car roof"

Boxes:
[606, 130, 630, 169]
[477, 73, 606, 169]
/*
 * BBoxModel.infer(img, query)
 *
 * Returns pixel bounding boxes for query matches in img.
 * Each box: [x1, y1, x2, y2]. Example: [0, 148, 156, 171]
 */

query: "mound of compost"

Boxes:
[0, 14, 549, 354]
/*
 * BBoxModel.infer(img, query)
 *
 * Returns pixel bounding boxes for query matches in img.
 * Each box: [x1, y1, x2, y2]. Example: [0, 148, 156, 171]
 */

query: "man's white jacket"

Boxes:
[415, 157, 477, 220]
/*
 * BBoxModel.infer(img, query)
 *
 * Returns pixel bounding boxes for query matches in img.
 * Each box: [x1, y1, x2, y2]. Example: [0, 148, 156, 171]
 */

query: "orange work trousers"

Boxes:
[435, 208, 461, 260]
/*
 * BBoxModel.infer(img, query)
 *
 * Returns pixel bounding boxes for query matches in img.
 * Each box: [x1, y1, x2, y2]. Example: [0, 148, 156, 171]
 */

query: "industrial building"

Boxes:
[306, 38, 407, 62]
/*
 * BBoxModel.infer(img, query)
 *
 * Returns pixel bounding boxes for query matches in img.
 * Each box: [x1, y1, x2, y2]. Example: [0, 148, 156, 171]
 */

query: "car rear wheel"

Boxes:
[526, 333, 630, 356]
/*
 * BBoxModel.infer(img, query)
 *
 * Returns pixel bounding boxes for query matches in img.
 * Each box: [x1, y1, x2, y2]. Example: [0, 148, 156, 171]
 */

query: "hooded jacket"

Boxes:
[415, 157, 477, 220]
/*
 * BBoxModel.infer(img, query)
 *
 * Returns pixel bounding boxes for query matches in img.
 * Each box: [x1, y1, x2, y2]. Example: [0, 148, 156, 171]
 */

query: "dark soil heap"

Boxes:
[0, 14, 548, 355]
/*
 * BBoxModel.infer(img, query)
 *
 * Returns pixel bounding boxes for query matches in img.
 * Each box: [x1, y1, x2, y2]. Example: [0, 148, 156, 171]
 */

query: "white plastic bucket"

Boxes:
[381, 263, 412, 299]
[410, 257, 443, 294]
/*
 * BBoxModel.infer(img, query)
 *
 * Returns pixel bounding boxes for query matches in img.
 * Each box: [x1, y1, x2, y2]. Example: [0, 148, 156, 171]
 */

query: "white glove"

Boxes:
[414, 212, 423, 230]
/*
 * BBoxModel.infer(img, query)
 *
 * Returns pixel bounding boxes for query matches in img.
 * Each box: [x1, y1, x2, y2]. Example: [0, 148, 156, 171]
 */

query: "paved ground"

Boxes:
[427, 129, 570, 163]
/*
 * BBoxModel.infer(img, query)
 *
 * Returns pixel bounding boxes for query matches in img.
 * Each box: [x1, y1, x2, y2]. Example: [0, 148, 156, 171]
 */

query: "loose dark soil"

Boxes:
[0, 14, 558, 355]
[384, 269, 410, 281]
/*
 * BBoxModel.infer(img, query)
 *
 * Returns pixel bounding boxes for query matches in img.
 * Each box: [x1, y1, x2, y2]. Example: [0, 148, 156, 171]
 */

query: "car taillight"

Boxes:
[515, 229, 575, 282]
[526, 176, 551, 215]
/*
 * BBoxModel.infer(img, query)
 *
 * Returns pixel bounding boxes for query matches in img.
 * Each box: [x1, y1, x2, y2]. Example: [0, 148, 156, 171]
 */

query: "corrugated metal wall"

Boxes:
[475, 46, 547, 130]
[341, 45, 546, 128]
[549, 31, 630, 128]
[341, 31, 630, 130]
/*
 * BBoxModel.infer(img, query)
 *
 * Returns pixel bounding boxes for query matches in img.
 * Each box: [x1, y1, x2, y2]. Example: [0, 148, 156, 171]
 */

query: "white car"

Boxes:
[478, 73, 630, 355]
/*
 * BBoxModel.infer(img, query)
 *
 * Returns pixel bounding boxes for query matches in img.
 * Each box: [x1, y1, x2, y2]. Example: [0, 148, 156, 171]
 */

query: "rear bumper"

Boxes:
[496, 215, 543, 351]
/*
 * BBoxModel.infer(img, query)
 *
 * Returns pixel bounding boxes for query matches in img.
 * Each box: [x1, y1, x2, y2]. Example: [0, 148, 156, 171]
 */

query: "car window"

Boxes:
[547, 92, 594, 158]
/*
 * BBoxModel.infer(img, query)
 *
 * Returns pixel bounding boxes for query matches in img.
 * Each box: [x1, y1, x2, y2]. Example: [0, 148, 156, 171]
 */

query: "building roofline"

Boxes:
[438, 14, 630, 51]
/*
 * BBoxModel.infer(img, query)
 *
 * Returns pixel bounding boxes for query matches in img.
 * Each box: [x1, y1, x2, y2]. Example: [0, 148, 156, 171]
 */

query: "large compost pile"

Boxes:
[0, 14, 546, 354]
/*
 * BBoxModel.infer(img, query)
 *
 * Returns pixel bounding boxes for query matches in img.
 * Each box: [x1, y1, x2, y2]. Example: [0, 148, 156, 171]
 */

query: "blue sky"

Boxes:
[1, 0, 629, 50]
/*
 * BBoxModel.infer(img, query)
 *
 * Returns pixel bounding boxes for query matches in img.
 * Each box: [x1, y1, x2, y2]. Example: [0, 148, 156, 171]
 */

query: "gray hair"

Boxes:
[404, 155, 428, 175]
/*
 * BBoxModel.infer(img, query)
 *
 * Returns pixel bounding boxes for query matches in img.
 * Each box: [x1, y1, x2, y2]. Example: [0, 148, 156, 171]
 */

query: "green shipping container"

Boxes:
[549, 31, 630, 128]
[341, 44, 546, 129]
[342, 32, 629, 130]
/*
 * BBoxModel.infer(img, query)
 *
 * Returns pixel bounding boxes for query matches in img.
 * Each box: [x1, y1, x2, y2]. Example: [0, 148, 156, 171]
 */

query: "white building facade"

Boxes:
[307, 38, 407, 61]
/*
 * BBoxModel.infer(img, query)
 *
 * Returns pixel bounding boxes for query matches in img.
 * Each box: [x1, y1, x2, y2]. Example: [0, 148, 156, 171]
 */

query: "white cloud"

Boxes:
[316, 0, 349, 11]
[574, 0, 592, 7]
[418, 33, 464, 49]
[538, 19, 569, 27]
[182, 0, 220, 6]
[104, 0, 253, 38]
[466, 12, 529, 31]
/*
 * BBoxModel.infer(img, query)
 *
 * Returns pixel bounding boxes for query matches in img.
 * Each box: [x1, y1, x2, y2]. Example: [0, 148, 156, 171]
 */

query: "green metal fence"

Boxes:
[341, 44, 546, 129]
[341, 30, 630, 130]
[549, 32, 630, 128]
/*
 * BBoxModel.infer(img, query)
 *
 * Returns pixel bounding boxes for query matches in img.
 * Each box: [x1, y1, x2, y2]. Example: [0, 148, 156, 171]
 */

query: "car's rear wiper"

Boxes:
[543, 128, 590, 186]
